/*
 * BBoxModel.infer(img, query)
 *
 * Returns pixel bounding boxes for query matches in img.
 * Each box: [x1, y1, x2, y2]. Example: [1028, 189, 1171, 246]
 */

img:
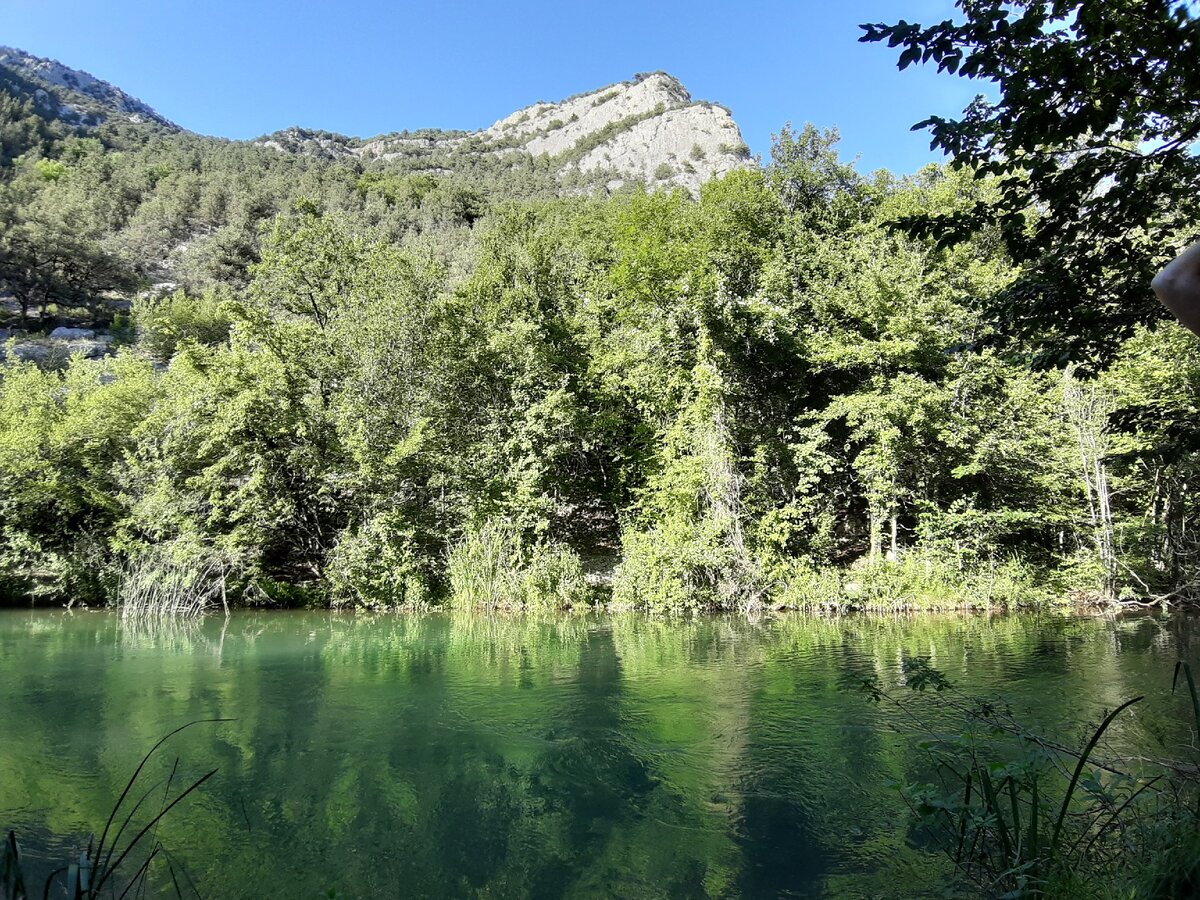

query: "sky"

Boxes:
[0, 0, 984, 175]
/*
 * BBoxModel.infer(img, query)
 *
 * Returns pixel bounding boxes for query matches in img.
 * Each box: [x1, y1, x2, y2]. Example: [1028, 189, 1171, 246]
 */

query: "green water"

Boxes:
[0, 611, 1196, 898]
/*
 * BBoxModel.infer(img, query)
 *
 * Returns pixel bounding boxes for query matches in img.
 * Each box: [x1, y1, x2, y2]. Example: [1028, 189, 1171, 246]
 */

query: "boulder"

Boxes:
[66, 339, 112, 359]
[8, 342, 53, 363]
[49, 326, 96, 340]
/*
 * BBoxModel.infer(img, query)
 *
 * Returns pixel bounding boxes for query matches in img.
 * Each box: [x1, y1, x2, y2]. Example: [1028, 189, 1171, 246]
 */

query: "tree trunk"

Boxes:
[1062, 369, 1118, 601]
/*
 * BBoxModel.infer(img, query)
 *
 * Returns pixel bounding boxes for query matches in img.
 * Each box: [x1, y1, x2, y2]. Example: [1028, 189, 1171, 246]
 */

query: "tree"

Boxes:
[861, 1, 1200, 362]
[0, 353, 158, 601]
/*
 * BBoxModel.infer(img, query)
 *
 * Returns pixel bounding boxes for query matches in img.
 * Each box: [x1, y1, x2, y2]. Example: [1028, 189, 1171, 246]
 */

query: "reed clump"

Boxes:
[118, 548, 229, 618]
[448, 519, 589, 612]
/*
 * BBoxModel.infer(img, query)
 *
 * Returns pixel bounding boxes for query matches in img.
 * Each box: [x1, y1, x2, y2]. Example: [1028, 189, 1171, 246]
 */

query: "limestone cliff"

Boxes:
[260, 72, 753, 194]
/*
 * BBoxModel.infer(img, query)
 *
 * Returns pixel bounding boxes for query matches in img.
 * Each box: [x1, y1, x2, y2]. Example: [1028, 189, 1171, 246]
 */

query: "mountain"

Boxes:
[257, 72, 753, 194]
[0, 46, 178, 129]
[0, 47, 751, 194]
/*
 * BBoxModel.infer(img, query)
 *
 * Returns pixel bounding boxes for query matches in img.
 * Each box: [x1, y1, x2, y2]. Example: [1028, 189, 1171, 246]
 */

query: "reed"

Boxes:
[118, 551, 229, 618]
[2, 720, 229, 899]
[447, 520, 588, 611]
[863, 659, 1200, 897]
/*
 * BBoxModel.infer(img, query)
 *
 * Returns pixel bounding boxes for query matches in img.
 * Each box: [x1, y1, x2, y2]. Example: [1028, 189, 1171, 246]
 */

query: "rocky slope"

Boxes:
[0, 46, 178, 129]
[259, 72, 753, 194]
[0, 47, 752, 194]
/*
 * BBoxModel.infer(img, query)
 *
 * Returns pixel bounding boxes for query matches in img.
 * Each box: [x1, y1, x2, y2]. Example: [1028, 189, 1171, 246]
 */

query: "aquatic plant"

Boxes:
[1, 720, 228, 899]
[118, 547, 230, 618]
[862, 659, 1200, 897]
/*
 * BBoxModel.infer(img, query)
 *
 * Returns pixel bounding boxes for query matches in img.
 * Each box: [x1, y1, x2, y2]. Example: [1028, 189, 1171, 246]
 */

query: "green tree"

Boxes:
[861, 0, 1200, 361]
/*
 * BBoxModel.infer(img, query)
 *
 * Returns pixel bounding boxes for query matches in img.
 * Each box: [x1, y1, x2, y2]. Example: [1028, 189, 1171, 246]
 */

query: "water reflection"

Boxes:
[0, 611, 1195, 897]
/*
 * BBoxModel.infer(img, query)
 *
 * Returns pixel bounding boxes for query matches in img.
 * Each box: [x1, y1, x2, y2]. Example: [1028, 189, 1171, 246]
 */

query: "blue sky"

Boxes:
[1, 0, 983, 175]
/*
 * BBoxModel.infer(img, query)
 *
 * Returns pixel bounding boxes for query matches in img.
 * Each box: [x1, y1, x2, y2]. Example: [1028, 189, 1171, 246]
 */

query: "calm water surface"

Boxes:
[1, 611, 1196, 898]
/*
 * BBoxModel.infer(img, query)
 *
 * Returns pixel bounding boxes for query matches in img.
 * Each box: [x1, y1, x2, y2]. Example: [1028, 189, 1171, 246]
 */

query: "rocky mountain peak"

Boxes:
[0, 46, 177, 129]
[260, 71, 753, 195]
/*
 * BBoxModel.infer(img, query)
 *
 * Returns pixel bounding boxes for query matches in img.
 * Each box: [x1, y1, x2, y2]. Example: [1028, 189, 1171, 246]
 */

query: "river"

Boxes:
[1, 610, 1195, 897]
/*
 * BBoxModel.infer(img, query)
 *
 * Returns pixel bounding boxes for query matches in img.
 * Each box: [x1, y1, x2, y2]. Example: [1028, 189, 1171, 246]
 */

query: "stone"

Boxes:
[8, 342, 53, 363]
[49, 326, 96, 340]
[66, 338, 112, 359]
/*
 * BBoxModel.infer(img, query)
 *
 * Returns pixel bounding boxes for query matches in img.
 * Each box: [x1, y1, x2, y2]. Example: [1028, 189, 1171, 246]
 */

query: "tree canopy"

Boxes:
[861, 0, 1200, 362]
[0, 35, 1198, 613]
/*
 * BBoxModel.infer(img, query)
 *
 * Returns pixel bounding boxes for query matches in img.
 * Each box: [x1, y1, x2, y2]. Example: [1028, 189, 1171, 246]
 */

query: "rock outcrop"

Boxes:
[258, 72, 753, 194]
[0, 46, 178, 129]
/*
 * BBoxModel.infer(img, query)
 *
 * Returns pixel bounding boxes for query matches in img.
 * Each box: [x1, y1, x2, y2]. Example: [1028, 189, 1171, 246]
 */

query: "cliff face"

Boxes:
[483, 73, 752, 193]
[258, 72, 753, 194]
[0, 47, 753, 194]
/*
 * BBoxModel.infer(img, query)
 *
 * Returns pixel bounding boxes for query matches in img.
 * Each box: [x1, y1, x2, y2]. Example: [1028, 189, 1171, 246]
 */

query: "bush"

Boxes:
[133, 288, 233, 362]
[521, 542, 588, 612]
[326, 513, 433, 608]
[448, 519, 588, 611]
[0, 353, 157, 605]
[612, 518, 759, 614]
[771, 560, 842, 609]
[767, 551, 1053, 611]
[845, 552, 1052, 610]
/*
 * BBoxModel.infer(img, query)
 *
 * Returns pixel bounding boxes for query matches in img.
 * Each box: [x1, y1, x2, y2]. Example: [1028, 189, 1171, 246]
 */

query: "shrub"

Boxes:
[845, 552, 1052, 610]
[521, 543, 588, 612]
[771, 560, 842, 609]
[766, 551, 1053, 611]
[612, 518, 759, 614]
[132, 288, 233, 362]
[326, 513, 433, 608]
[0, 353, 158, 605]
[448, 519, 588, 611]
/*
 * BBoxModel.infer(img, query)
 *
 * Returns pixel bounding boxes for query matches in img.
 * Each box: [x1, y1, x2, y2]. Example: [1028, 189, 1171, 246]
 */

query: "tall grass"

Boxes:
[863, 658, 1200, 897]
[118, 549, 229, 618]
[447, 520, 589, 612]
[2, 720, 229, 899]
[771, 553, 1054, 612]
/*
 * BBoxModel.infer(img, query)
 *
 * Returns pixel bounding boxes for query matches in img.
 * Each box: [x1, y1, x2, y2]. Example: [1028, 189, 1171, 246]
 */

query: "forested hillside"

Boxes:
[0, 22, 1197, 613]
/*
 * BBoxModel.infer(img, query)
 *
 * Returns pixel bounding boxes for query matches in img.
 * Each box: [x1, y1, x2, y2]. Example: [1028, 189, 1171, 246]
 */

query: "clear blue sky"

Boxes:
[1, 0, 982, 175]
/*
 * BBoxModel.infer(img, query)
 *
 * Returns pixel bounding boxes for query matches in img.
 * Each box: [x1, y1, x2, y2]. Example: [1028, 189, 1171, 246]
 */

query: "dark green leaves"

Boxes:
[862, 1, 1200, 361]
